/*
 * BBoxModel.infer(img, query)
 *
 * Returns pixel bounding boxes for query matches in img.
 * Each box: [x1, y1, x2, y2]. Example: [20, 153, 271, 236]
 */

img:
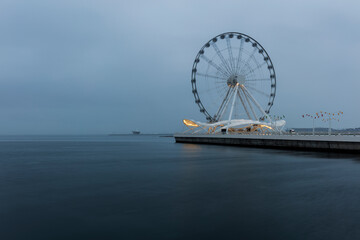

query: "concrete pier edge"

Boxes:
[174, 134, 360, 153]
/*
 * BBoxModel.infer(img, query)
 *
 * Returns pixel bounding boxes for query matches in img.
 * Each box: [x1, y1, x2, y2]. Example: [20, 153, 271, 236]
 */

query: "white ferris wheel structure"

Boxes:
[183, 32, 286, 134]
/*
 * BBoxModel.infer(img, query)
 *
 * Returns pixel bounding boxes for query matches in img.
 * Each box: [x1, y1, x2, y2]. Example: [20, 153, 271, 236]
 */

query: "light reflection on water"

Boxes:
[181, 143, 202, 151]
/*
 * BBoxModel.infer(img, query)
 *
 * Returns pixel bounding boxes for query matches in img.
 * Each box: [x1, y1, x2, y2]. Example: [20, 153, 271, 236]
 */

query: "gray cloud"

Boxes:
[0, 0, 359, 134]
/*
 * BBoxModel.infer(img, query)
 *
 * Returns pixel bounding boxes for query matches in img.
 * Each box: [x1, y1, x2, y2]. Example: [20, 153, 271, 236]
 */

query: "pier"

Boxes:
[174, 134, 360, 152]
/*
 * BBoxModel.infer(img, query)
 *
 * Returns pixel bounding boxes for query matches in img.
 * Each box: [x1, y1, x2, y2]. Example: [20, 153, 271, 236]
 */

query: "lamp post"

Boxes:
[312, 118, 315, 136]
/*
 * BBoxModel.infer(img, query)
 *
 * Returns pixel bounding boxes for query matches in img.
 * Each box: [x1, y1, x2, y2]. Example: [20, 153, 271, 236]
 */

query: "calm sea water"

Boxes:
[1, 135, 360, 240]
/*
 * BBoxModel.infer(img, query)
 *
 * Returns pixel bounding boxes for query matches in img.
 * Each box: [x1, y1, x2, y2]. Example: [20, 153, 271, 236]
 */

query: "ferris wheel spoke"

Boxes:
[201, 84, 227, 94]
[200, 55, 230, 78]
[246, 86, 270, 98]
[235, 38, 244, 75]
[244, 82, 256, 88]
[239, 48, 257, 75]
[197, 72, 227, 81]
[226, 38, 235, 73]
[211, 42, 233, 75]
[215, 81, 228, 85]
[219, 86, 230, 98]
[246, 78, 271, 82]
[207, 87, 229, 101]
[244, 62, 267, 76]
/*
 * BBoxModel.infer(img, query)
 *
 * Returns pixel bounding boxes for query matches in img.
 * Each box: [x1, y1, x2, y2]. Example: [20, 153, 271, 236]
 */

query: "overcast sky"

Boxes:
[1, 0, 359, 134]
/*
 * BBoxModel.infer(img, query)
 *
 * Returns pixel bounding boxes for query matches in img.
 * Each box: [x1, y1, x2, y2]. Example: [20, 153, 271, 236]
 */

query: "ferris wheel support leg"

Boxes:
[242, 85, 271, 121]
[237, 90, 252, 119]
[215, 87, 232, 121]
[218, 87, 236, 121]
[241, 87, 257, 120]
[242, 85, 281, 133]
[226, 84, 239, 134]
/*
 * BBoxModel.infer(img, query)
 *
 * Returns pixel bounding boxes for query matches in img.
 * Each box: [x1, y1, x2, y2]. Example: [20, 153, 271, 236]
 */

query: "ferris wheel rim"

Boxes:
[191, 32, 276, 122]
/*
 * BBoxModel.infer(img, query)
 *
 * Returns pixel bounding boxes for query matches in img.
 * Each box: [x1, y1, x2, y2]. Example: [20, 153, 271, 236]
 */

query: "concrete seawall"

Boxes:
[174, 134, 360, 152]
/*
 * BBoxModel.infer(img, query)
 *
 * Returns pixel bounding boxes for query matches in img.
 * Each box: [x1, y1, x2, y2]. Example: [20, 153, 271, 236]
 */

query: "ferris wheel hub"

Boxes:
[227, 75, 245, 87]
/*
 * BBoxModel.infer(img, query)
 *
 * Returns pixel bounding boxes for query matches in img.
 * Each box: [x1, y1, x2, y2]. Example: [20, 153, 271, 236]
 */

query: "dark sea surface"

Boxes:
[1, 135, 360, 240]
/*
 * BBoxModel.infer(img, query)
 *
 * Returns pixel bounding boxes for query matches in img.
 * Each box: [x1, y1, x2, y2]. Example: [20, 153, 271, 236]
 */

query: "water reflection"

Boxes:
[177, 141, 360, 162]
[265, 148, 360, 162]
[181, 143, 202, 151]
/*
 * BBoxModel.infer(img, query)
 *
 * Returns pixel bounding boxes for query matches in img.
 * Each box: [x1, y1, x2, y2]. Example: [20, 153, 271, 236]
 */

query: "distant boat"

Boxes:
[132, 130, 140, 135]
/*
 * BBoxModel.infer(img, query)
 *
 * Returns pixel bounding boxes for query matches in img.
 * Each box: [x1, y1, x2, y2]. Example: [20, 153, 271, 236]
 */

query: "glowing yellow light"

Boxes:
[183, 119, 199, 127]
[259, 124, 273, 130]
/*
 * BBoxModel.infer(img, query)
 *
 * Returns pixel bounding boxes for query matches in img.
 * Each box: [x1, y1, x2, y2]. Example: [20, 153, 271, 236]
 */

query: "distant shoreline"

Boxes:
[108, 133, 173, 137]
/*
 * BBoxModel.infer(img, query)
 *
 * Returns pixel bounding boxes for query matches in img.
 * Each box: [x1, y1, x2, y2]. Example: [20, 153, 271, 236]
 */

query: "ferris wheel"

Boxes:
[191, 32, 276, 123]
